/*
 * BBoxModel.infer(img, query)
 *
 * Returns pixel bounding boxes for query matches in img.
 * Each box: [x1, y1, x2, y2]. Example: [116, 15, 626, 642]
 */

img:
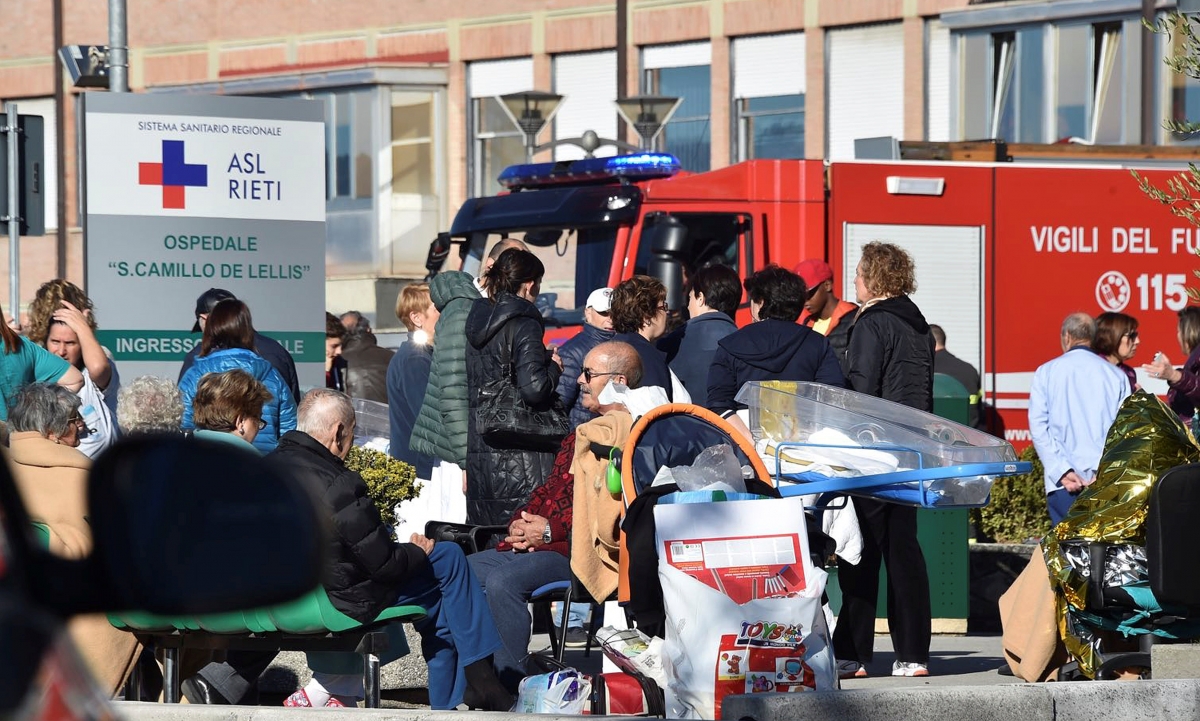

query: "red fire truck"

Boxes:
[433, 143, 1200, 445]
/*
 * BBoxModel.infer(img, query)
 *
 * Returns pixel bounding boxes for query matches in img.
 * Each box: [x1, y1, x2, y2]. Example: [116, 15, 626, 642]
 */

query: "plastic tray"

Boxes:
[736, 381, 1031, 508]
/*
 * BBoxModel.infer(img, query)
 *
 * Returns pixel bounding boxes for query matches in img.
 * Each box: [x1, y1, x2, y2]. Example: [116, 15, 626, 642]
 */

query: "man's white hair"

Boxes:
[296, 388, 355, 438]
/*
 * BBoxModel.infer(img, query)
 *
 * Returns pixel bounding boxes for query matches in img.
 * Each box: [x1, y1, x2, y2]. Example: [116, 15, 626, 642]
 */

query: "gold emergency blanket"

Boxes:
[1040, 391, 1200, 678]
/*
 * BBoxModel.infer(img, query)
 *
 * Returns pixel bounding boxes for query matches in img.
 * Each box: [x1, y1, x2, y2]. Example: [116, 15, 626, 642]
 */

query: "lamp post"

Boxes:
[615, 95, 682, 149]
[498, 90, 565, 163]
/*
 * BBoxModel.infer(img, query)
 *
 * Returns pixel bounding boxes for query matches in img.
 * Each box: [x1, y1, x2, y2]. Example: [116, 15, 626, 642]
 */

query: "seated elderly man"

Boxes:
[468, 341, 643, 690]
[183, 389, 511, 711]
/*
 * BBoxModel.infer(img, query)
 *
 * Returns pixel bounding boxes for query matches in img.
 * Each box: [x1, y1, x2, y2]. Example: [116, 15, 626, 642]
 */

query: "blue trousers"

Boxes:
[402, 542, 503, 709]
[1047, 488, 1080, 526]
[468, 547, 571, 689]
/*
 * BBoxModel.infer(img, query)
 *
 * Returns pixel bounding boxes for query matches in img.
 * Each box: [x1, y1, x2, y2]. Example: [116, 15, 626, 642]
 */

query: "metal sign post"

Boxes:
[4, 105, 19, 323]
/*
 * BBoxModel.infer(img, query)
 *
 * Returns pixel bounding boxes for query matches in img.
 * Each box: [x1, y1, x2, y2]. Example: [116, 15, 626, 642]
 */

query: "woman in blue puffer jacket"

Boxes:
[178, 299, 296, 452]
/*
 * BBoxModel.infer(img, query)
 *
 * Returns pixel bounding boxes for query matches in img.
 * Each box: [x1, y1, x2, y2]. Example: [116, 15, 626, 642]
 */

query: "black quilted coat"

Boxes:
[464, 292, 562, 526]
[270, 430, 428, 623]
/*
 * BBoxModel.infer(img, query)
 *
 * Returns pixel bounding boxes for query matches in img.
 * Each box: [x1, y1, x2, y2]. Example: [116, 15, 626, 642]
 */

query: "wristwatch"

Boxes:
[542, 522, 552, 545]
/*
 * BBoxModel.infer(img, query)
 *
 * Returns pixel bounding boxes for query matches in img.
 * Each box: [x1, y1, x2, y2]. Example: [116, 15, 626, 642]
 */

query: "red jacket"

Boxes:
[496, 432, 575, 556]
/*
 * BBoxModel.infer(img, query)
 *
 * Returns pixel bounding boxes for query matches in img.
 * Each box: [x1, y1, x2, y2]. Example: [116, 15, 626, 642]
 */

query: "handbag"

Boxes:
[476, 361, 570, 451]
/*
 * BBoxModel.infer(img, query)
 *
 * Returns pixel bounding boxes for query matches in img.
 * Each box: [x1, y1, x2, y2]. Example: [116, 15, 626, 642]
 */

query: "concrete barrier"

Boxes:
[115, 701, 571, 720]
[722, 679, 1200, 721]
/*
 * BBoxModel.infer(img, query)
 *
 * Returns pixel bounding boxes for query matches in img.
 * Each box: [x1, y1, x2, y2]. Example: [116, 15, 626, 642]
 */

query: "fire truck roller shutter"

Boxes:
[827, 23, 905, 160]
[842, 223, 986, 395]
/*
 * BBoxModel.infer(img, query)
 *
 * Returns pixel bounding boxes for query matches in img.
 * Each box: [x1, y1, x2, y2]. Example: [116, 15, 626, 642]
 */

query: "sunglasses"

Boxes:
[69, 413, 95, 436]
[582, 368, 618, 383]
[1124, 331, 1139, 341]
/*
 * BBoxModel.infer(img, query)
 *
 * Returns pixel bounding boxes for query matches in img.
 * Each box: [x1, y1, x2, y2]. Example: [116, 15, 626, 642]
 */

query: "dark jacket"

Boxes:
[556, 323, 615, 429]
[270, 431, 428, 624]
[178, 347, 297, 453]
[465, 293, 562, 526]
[387, 336, 436, 479]
[411, 272, 481, 466]
[845, 296, 934, 411]
[1168, 343, 1200, 424]
[327, 355, 348, 392]
[935, 348, 982, 428]
[343, 332, 395, 404]
[706, 319, 845, 415]
[660, 311, 738, 408]
[800, 299, 858, 375]
[613, 332, 673, 400]
[180, 330, 300, 404]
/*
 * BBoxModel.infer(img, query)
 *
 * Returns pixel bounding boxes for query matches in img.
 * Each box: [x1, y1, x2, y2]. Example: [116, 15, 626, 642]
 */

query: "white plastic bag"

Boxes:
[514, 669, 592, 715]
[659, 564, 836, 719]
[652, 444, 748, 494]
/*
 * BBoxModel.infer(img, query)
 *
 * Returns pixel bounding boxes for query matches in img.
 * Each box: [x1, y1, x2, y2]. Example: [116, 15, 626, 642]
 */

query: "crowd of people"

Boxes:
[21, 233, 1185, 708]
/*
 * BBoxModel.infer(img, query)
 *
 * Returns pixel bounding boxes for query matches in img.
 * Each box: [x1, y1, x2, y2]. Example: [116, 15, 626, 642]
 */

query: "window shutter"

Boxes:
[553, 51, 618, 160]
[927, 21, 952, 142]
[827, 23, 905, 160]
[643, 42, 712, 70]
[468, 58, 534, 98]
[733, 33, 806, 99]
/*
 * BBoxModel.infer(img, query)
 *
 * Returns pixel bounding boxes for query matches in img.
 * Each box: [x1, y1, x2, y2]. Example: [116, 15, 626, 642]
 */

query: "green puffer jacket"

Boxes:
[409, 271, 481, 466]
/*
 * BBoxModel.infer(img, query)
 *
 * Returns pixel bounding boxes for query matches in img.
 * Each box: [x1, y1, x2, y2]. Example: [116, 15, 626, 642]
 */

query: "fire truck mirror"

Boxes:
[524, 229, 565, 247]
[646, 214, 689, 310]
[649, 214, 689, 256]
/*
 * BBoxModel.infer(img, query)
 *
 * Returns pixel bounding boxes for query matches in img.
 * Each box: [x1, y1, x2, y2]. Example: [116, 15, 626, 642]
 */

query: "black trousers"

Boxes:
[831, 498, 932, 665]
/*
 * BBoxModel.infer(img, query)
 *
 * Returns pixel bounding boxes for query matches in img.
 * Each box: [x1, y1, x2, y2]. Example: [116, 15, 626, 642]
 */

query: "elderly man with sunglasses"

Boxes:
[555, 288, 616, 429]
[468, 341, 642, 692]
[1029, 312, 1130, 525]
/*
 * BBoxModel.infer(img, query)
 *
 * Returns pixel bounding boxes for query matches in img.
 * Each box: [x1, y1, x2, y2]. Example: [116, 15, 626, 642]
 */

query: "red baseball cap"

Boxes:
[794, 259, 833, 289]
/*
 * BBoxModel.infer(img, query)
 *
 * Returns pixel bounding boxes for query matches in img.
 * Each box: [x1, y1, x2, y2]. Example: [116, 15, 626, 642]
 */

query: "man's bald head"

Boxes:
[579, 341, 643, 414]
[1061, 312, 1096, 351]
[297, 388, 357, 459]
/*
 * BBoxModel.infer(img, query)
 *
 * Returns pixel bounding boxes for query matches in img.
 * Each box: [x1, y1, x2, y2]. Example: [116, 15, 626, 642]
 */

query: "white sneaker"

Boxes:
[891, 661, 929, 677]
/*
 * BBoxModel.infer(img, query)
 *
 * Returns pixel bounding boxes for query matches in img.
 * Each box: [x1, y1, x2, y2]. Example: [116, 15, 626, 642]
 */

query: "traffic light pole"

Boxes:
[5, 105, 19, 325]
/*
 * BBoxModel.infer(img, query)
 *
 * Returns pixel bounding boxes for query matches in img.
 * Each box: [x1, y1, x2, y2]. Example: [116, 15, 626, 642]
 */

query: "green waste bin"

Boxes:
[825, 374, 972, 634]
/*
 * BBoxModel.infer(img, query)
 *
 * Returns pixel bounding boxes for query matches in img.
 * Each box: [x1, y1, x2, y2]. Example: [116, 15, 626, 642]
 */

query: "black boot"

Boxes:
[462, 657, 515, 711]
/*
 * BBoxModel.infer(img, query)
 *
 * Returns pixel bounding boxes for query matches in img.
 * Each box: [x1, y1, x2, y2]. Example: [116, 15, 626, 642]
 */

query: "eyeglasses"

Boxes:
[254, 418, 267, 431]
[69, 413, 94, 436]
[582, 368, 618, 383]
[657, 302, 669, 312]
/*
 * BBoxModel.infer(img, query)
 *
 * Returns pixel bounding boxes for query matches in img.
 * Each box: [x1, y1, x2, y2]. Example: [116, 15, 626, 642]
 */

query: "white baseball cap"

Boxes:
[586, 287, 613, 313]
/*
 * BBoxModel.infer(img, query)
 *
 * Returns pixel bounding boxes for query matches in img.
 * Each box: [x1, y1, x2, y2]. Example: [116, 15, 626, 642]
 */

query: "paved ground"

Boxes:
[251, 629, 1010, 709]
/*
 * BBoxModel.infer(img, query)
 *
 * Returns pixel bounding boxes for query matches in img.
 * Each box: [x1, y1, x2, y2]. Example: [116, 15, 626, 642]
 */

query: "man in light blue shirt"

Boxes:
[1028, 312, 1131, 525]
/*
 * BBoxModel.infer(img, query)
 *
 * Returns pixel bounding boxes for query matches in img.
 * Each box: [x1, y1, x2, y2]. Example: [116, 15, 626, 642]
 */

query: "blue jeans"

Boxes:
[468, 548, 571, 689]
[400, 542, 503, 710]
[1047, 488, 1080, 526]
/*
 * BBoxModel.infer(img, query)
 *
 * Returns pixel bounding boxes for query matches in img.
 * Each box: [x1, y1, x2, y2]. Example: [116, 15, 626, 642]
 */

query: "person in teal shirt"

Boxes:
[0, 303, 83, 421]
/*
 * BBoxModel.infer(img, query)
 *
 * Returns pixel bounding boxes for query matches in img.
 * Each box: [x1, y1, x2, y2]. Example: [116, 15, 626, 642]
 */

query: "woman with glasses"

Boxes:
[465, 248, 564, 526]
[191, 369, 272, 451]
[1093, 312, 1140, 392]
[609, 275, 679, 399]
[6, 382, 140, 695]
[178, 299, 296, 453]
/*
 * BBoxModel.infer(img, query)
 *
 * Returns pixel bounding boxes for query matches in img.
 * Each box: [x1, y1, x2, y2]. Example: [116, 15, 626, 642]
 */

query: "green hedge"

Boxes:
[345, 446, 420, 527]
[970, 444, 1051, 543]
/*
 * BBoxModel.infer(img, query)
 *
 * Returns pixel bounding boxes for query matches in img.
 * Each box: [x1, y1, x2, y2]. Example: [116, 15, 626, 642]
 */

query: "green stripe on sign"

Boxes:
[97, 330, 325, 363]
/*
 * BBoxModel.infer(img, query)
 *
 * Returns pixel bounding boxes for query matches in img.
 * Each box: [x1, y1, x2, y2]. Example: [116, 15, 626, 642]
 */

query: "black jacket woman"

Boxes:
[465, 248, 564, 526]
[835, 241, 935, 680]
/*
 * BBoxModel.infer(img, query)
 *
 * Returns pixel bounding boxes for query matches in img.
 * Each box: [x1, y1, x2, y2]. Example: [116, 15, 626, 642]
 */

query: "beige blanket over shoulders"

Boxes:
[570, 411, 633, 601]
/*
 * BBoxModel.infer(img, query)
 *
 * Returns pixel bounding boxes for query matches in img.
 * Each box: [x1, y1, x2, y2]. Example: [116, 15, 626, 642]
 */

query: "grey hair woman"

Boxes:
[9, 383, 83, 446]
[117, 375, 184, 434]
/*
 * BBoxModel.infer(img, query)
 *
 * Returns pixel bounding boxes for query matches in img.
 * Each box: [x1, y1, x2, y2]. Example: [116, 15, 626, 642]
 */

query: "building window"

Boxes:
[323, 89, 374, 201]
[645, 65, 711, 172]
[473, 96, 525, 197]
[990, 28, 1045, 142]
[391, 91, 435, 196]
[737, 95, 804, 160]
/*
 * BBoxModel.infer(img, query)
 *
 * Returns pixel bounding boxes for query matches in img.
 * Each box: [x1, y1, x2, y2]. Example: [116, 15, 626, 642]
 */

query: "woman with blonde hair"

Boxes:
[1142, 306, 1200, 430]
[27, 278, 119, 457]
[836, 241, 934, 680]
[386, 283, 448, 539]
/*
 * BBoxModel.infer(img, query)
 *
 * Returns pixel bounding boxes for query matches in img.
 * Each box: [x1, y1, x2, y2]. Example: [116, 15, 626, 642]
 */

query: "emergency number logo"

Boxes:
[138, 140, 208, 210]
[1095, 271, 1131, 313]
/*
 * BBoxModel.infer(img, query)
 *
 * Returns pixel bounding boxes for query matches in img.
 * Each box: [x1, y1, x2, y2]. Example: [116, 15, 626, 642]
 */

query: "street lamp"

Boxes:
[498, 90, 565, 163]
[615, 95, 682, 149]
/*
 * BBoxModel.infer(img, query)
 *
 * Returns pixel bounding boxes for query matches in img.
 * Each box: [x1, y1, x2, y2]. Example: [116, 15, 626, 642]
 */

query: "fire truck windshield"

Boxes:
[479, 226, 619, 329]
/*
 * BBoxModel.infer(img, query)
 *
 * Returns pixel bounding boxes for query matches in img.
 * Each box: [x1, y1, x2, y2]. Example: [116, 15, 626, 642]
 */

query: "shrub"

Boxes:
[970, 444, 1051, 544]
[344, 446, 420, 527]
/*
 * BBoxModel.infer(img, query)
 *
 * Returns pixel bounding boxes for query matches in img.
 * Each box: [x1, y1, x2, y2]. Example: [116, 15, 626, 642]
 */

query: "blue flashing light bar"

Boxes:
[498, 152, 682, 189]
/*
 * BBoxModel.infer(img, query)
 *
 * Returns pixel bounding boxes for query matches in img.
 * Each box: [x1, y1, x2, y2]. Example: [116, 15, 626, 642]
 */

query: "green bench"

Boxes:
[109, 588, 425, 707]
